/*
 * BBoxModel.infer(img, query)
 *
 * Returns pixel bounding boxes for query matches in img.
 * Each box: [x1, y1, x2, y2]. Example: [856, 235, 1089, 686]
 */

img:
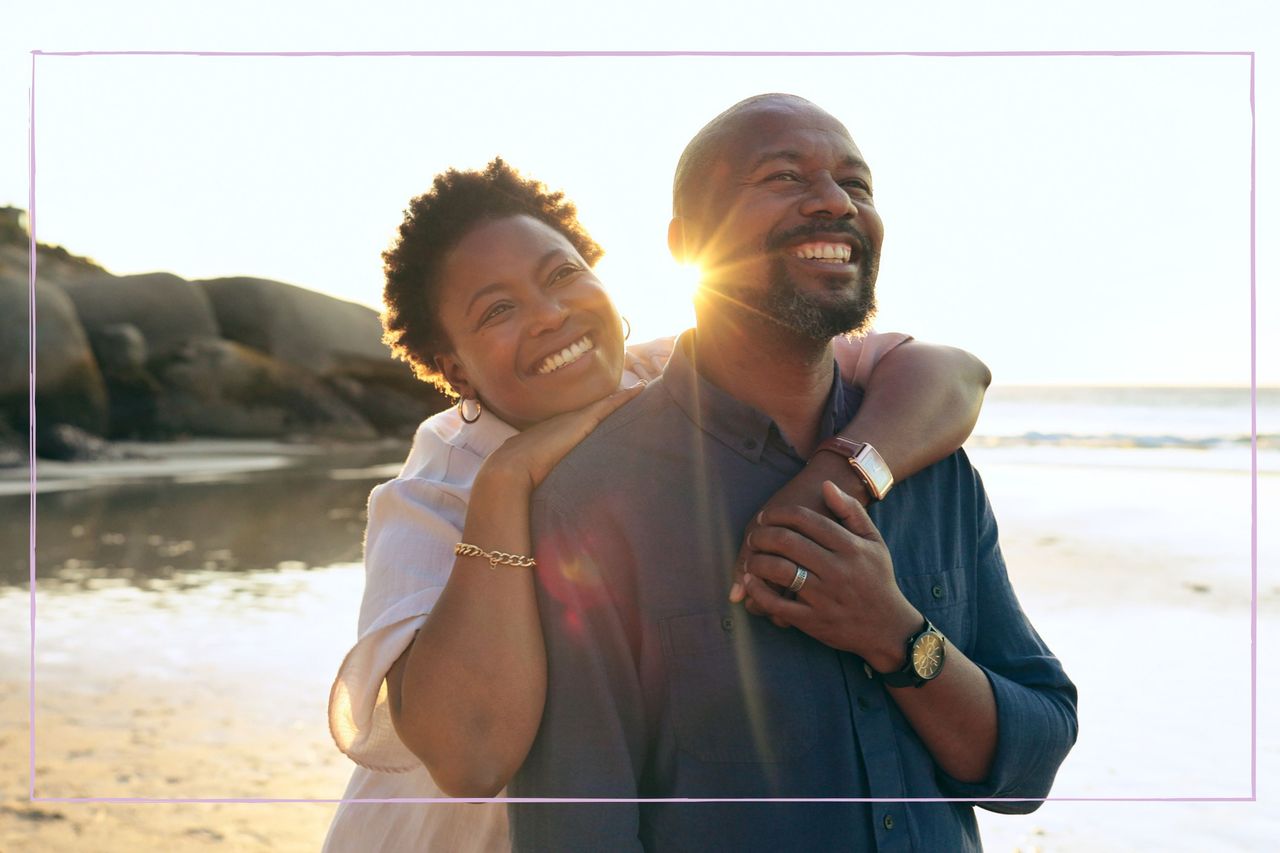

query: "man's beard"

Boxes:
[702, 223, 879, 341]
[754, 257, 877, 341]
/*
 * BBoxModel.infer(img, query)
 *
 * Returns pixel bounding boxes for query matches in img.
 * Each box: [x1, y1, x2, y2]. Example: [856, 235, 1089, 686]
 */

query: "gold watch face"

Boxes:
[912, 631, 945, 680]
[851, 445, 893, 500]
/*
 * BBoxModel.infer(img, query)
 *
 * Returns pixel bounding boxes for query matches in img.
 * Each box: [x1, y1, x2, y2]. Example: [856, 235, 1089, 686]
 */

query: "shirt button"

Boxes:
[857, 696, 872, 711]
[721, 617, 734, 632]
[883, 813, 895, 830]
[932, 584, 945, 599]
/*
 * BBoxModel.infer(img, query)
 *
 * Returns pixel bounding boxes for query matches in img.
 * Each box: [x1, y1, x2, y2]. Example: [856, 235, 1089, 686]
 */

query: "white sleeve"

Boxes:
[327, 475, 469, 772]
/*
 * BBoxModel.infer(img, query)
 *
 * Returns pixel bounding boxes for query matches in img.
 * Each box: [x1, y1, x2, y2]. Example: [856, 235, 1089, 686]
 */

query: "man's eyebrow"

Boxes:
[747, 150, 870, 173]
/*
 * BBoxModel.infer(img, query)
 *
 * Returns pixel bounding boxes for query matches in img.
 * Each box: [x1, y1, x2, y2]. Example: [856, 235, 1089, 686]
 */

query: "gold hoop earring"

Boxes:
[458, 397, 482, 424]
[622, 316, 632, 341]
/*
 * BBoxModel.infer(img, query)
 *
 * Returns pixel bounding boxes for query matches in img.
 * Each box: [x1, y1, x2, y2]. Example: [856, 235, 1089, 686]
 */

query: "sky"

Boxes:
[4, 2, 1276, 389]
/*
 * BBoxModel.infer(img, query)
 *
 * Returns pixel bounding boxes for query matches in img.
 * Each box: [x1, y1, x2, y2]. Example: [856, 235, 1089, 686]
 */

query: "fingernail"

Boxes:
[745, 532, 755, 549]
[729, 581, 743, 602]
[756, 511, 764, 524]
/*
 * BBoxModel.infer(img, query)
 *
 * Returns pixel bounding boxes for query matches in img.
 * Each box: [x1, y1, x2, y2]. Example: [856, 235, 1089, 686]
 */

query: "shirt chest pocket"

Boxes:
[896, 564, 972, 651]
[660, 611, 819, 764]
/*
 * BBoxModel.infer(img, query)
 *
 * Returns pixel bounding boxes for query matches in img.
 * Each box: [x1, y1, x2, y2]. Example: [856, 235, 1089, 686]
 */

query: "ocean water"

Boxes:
[2, 385, 1273, 592]
[969, 385, 1278, 473]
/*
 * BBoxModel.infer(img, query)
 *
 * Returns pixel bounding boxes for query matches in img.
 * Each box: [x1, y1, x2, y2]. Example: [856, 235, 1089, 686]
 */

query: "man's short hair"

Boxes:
[672, 93, 824, 220]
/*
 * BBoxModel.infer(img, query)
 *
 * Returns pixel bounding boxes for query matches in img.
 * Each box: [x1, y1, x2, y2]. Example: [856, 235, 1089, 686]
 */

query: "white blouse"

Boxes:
[324, 404, 517, 853]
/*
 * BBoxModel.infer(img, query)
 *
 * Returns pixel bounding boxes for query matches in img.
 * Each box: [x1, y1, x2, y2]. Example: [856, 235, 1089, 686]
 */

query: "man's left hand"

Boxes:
[740, 480, 922, 670]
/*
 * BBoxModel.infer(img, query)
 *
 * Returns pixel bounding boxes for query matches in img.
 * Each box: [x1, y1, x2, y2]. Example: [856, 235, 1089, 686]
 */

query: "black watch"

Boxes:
[868, 618, 946, 688]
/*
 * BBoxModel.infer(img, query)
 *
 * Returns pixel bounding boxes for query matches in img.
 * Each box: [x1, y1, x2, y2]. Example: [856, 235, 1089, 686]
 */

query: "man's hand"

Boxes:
[730, 452, 872, 627]
[739, 480, 921, 670]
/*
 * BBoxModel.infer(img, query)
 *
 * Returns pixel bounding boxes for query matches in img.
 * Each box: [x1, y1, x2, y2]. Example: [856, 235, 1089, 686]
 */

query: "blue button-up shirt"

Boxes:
[510, 332, 1077, 852]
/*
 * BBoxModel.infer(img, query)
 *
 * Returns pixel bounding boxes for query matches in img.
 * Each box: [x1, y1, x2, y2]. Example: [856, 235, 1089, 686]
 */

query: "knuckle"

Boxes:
[753, 527, 793, 553]
[762, 506, 800, 528]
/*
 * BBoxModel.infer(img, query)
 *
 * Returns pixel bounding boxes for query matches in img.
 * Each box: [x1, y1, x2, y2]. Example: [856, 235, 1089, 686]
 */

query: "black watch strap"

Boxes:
[867, 619, 945, 688]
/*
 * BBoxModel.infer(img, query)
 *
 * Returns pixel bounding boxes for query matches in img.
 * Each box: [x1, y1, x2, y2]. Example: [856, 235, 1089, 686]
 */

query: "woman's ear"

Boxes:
[435, 353, 475, 400]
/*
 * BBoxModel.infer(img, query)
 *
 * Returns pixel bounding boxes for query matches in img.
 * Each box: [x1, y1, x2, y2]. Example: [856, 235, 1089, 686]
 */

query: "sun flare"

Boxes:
[593, 256, 700, 344]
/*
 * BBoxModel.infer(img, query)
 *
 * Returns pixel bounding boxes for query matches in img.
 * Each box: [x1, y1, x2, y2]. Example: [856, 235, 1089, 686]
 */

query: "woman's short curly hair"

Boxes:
[381, 157, 604, 395]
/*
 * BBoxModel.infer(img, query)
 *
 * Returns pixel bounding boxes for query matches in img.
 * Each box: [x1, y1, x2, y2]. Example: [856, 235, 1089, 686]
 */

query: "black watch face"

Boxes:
[912, 631, 945, 681]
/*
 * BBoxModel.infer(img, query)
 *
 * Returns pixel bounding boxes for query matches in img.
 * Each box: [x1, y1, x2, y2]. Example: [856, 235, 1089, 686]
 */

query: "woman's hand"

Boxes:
[623, 335, 678, 384]
[481, 384, 644, 492]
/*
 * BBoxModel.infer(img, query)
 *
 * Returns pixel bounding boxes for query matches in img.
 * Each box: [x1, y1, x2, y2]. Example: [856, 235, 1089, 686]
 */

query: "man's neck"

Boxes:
[691, 311, 834, 458]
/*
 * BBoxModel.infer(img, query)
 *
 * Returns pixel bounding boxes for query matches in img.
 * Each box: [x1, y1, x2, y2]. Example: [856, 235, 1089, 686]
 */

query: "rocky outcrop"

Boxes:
[198, 277, 390, 375]
[0, 207, 446, 457]
[0, 272, 109, 438]
[151, 338, 378, 440]
[199, 276, 451, 434]
[87, 323, 163, 440]
[61, 272, 221, 358]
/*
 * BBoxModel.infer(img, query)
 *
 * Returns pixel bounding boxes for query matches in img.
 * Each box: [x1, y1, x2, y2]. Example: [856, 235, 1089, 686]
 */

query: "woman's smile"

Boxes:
[533, 334, 596, 376]
[433, 214, 626, 429]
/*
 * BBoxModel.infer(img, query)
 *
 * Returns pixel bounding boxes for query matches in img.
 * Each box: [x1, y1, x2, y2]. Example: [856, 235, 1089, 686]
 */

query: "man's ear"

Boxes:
[435, 353, 475, 400]
[668, 217, 691, 264]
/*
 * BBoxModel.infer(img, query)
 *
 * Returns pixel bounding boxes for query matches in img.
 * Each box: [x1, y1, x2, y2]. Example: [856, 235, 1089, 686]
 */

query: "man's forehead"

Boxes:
[714, 100, 863, 169]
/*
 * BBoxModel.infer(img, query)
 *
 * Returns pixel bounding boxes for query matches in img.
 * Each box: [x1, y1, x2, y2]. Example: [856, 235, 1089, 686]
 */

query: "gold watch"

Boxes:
[870, 619, 947, 688]
[812, 437, 894, 502]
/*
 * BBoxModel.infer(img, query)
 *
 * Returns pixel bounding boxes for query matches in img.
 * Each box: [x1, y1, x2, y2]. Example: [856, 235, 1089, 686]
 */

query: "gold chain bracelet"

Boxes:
[454, 542, 537, 570]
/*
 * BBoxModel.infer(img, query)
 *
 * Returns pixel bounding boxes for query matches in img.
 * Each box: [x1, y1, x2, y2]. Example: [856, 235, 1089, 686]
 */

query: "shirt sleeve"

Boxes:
[852, 330, 913, 390]
[327, 474, 468, 773]
[507, 489, 647, 852]
[934, 471, 1079, 811]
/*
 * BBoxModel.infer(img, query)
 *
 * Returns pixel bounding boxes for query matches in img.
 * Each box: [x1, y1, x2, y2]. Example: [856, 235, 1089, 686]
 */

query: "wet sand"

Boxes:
[2, 443, 1277, 851]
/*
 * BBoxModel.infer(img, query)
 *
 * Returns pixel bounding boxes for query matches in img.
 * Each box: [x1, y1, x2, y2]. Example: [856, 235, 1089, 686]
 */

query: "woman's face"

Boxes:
[434, 215, 626, 430]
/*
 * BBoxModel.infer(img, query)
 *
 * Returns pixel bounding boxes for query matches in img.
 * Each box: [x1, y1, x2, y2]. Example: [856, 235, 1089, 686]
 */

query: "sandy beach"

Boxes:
[2, 440, 1276, 851]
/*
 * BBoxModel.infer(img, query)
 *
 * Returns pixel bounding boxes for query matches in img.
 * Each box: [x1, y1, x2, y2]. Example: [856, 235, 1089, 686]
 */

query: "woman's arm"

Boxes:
[732, 336, 991, 606]
[623, 335, 678, 384]
[834, 334, 991, 500]
[387, 385, 642, 797]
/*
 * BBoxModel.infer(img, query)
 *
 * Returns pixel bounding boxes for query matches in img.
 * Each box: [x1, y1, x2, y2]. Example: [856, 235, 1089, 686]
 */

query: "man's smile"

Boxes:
[791, 241, 853, 264]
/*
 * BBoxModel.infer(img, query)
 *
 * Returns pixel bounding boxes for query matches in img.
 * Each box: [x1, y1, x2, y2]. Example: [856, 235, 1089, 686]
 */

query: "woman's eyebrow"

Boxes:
[533, 247, 573, 276]
[464, 249, 568, 315]
[465, 281, 509, 316]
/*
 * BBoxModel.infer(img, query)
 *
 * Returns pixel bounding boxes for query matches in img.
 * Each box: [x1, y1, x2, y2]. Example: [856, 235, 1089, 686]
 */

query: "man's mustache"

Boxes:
[765, 222, 873, 262]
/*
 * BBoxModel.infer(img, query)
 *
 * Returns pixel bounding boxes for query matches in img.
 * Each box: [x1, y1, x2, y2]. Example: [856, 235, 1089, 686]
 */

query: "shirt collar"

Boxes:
[659, 329, 859, 463]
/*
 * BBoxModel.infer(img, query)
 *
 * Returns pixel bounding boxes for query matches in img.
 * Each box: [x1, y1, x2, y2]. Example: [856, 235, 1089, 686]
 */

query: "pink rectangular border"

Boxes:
[25, 49, 1258, 807]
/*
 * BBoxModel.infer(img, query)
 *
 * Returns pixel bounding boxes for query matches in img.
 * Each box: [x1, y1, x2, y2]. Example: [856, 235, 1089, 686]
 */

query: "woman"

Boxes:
[325, 159, 989, 851]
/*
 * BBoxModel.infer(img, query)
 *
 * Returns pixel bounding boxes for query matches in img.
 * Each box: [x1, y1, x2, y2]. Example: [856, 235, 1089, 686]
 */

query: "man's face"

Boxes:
[686, 100, 883, 340]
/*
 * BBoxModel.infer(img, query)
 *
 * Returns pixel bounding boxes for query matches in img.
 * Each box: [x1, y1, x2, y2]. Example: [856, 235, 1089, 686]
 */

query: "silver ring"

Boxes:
[787, 566, 809, 593]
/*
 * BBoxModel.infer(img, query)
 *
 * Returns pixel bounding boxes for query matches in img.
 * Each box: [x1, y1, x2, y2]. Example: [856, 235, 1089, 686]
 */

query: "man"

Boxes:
[509, 94, 1077, 851]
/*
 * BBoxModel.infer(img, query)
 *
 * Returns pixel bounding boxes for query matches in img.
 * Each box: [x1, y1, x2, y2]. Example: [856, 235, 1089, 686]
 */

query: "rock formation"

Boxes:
[0, 206, 449, 462]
